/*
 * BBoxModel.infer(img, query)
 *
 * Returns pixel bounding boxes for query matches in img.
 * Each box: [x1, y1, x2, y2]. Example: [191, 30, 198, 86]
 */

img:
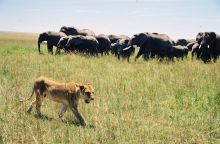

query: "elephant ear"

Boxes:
[209, 32, 216, 45]
[44, 32, 50, 37]
[39, 32, 45, 37]
[60, 26, 67, 32]
[196, 32, 204, 43]
[139, 33, 148, 47]
[39, 32, 48, 41]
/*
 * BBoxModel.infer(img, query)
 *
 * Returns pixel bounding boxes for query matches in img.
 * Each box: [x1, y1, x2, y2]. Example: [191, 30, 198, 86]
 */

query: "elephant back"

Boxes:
[59, 26, 78, 36]
[47, 31, 67, 37]
[149, 33, 174, 46]
[176, 39, 196, 46]
[79, 29, 96, 36]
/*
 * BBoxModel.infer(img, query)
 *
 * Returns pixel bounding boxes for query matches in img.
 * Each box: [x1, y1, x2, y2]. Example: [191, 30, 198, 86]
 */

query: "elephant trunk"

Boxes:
[65, 39, 72, 48]
[38, 41, 41, 54]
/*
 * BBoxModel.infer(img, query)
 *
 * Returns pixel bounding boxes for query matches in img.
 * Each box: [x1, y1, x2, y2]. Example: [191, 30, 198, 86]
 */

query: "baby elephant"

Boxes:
[172, 45, 188, 60]
[21, 76, 95, 126]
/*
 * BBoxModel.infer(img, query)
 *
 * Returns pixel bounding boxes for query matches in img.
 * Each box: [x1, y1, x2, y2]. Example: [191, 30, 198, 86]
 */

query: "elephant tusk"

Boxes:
[199, 44, 202, 49]
[207, 45, 210, 49]
[123, 46, 131, 51]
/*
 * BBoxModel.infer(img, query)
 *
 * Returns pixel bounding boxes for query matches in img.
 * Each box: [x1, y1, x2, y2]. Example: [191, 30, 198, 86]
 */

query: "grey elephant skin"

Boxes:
[129, 32, 175, 61]
[95, 34, 111, 56]
[194, 32, 220, 63]
[172, 45, 188, 60]
[175, 39, 195, 46]
[38, 31, 66, 54]
[191, 43, 200, 59]
[112, 37, 134, 62]
[109, 35, 132, 61]
[59, 26, 95, 36]
[57, 35, 99, 56]
[108, 35, 130, 44]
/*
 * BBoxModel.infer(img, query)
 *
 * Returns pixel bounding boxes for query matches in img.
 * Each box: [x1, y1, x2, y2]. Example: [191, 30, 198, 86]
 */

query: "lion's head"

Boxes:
[79, 84, 95, 103]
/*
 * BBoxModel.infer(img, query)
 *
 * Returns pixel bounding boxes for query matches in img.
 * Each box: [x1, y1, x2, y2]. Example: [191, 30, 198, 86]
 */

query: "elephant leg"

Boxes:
[191, 51, 195, 60]
[117, 53, 121, 60]
[55, 47, 61, 55]
[168, 53, 174, 61]
[143, 53, 150, 61]
[38, 42, 42, 54]
[181, 56, 184, 61]
[127, 56, 130, 62]
[64, 46, 70, 53]
[213, 53, 218, 63]
[151, 53, 156, 59]
[47, 43, 53, 54]
[135, 50, 144, 61]
[159, 55, 165, 61]
[95, 48, 99, 57]
[214, 57, 217, 63]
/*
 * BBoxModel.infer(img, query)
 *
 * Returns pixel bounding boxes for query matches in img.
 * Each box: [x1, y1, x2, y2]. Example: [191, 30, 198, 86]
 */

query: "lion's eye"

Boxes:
[86, 92, 91, 95]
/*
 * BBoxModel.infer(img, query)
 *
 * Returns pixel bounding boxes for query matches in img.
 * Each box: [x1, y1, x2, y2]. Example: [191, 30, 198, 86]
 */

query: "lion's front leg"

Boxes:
[27, 100, 36, 113]
[36, 95, 44, 116]
[71, 107, 86, 126]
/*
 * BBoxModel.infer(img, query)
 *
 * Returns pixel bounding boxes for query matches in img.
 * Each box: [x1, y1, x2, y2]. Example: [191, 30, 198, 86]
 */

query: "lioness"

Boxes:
[22, 76, 94, 126]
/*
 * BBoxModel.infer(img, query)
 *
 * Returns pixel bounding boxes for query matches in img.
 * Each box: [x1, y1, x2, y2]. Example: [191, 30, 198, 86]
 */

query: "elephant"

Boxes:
[172, 45, 188, 60]
[57, 35, 99, 56]
[152, 32, 176, 46]
[110, 43, 118, 56]
[127, 32, 174, 61]
[110, 37, 134, 62]
[108, 34, 130, 44]
[191, 42, 200, 59]
[95, 34, 111, 56]
[117, 43, 135, 62]
[56, 36, 72, 54]
[110, 37, 130, 55]
[186, 41, 197, 51]
[175, 39, 195, 46]
[38, 31, 66, 54]
[59, 26, 95, 36]
[195, 32, 220, 63]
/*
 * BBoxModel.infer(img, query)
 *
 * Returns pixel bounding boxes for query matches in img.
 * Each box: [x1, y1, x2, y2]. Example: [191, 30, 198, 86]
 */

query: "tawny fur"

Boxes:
[23, 76, 94, 126]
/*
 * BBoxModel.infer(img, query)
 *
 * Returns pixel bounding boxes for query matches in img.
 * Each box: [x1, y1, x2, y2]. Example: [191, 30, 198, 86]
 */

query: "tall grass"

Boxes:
[0, 32, 220, 143]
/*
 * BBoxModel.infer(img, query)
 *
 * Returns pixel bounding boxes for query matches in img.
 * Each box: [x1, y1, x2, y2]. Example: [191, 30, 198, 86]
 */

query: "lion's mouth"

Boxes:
[85, 100, 90, 103]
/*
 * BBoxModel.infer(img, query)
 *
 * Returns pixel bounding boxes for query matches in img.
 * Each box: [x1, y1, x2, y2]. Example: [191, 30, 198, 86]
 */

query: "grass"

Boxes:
[0, 32, 220, 143]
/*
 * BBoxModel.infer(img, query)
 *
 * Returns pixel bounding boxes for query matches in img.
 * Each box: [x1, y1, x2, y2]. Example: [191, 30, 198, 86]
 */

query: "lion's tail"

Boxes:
[19, 87, 35, 102]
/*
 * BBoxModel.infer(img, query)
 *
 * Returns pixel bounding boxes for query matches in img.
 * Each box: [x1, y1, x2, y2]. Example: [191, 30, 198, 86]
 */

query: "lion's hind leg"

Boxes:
[59, 104, 68, 120]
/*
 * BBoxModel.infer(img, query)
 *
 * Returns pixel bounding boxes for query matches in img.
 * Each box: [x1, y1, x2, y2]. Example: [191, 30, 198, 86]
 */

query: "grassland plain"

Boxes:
[0, 32, 220, 144]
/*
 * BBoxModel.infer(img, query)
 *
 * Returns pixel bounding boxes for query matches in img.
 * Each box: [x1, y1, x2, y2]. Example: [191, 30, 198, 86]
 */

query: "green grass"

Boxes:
[0, 32, 220, 143]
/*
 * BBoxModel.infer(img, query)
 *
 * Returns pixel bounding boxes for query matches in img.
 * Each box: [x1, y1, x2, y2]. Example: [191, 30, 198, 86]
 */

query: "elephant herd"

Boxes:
[38, 26, 220, 63]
